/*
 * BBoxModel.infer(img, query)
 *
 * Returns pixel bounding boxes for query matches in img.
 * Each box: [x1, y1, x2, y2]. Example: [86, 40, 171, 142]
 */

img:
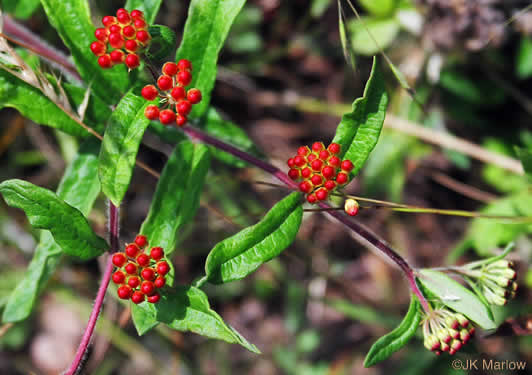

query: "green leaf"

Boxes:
[331, 57, 389, 177]
[364, 296, 420, 367]
[418, 270, 496, 330]
[0, 70, 108, 137]
[176, 0, 247, 117]
[131, 285, 260, 353]
[348, 17, 400, 56]
[201, 108, 262, 167]
[140, 141, 210, 254]
[2, 141, 100, 323]
[204, 192, 303, 284]
[98, 92, 150, 206]
[125, 0, 162, 24]
[2, 0, 41, 19]
[40, 0, 130, 102]
[146, 25, 177, 61]
[359, 0, 397, 17]
[467, 191, 532, 256]
[0, 179, 107, 260]
[515, 146, 532, 178]
[516, 37, 532, 79]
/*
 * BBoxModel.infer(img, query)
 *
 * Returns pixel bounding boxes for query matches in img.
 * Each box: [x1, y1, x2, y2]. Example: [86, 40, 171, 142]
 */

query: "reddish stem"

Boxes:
[3, 16, 82, 81]
[65, 203, 119, 375]
[4, 20, 430, 313]
[183, 126, 430, 313]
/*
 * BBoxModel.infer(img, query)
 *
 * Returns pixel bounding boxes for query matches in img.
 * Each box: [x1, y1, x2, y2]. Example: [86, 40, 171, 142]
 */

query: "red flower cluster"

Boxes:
[90, 8, 151, 70]
[111, 235, 169, 304]
[287, 142, 354, 203]
[141, 60, 202, 127]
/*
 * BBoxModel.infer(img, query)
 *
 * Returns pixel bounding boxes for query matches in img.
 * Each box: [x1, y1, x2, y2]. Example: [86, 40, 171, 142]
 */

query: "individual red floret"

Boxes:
[156, 261, 170, 275]
[124, 39, 138, 53]
[341, 160, 354, 172]
[154, 276, 166, 288]
[163, 62, 179, 76]
[336, 172, 348, 185]
[135, 235, 148, 247]
[177, 59, 192, 71]
[159, 109, 176, 125]
[141, 281, 155, 295]
[157, 75, 173, 91]
[187, 88, 202, 104]
[110, 50, 125, 63]
[176, 115, 187, 127]
[171, 86, 186, 101]
[125, 243, 140, 258]
[315, 188, 328, 201]
[136, 30, 151, 44]
[94, 28, 108, 42]
[130, 10, 144, 19]
[128, 276, 140, 288]
[150, 247, 164, 261]
[141, 85, 159, 101]
[108, 32, 124, 49]
[328, 143, 341, 154]
[125, 54, 140, 69]
[102, 16, 117, 27]
[141, 267, 156, 281]
[177, 70, 192, 86]
[288, 168, 300, 180]
[112, 271, 126, 284]
[123, 25, 136, 38]
[131, 291, 145, 304]
[144, 105, 160, 120]
[176, 100, 192, 116]
[112, 252, 127, 267]
[136, 253, 151, 267]
[117, 285, 132, 299]
[90, 41, 106, 56]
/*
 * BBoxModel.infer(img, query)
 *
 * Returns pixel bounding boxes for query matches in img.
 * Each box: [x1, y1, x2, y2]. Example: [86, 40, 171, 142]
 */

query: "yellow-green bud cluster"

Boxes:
[466, 259, 518, 306]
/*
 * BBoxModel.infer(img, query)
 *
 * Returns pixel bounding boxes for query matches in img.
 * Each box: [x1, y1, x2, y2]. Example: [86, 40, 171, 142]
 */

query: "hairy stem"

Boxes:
[183, 126, 431, 313]
[65, 203, 119, 375]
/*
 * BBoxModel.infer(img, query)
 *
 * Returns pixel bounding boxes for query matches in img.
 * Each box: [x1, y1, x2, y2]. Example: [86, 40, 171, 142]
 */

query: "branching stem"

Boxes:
[65, 203, 119, 375]
[183, 126, 431, 313]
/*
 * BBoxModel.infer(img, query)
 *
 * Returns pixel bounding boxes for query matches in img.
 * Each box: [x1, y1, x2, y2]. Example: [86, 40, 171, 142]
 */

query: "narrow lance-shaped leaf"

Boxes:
[98, 92, 151, 206]
[131, 285, 260, 353]
[40, 0, 130, 102]
[125, 0, 162, 24]
[176, 0, 247, 117]
[332, 56, 388, 176]
[418, 269, 496, 329]
[0, 69, 110, 137]
[140, 141, 210, 254]
[2, 140, 101, 323]
[0, 179, 107, 260]
[204, 192, 303, 284]
[364, 296, 421, 367]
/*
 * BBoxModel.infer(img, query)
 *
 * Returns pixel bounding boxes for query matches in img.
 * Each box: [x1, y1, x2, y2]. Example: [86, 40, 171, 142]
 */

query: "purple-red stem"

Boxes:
[4, 20, 430, 312]
[65, 203, 119, 375]
[3, 16, 82, 81]
[183, 126, 431, 313]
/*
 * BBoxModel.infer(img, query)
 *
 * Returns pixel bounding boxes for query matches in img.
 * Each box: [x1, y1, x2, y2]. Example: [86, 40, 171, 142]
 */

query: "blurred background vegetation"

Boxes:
[0, 0, 531, 374]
